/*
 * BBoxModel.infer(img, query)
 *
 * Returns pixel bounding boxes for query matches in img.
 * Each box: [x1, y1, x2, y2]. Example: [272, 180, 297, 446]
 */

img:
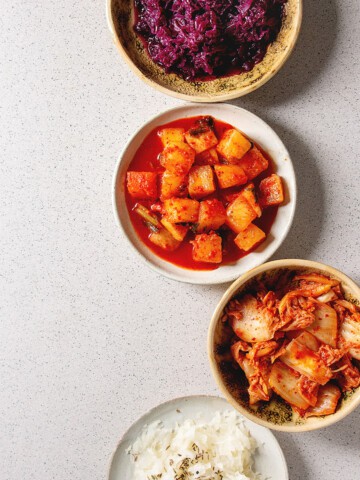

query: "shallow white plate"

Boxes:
[113, 104, 296, 284]
[108, 395, 288, 480]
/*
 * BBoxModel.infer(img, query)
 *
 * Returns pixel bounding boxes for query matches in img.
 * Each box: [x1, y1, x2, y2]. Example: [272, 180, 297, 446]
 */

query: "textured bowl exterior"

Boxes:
[208, 259, 360, 432]
[107, 0, 303, 102]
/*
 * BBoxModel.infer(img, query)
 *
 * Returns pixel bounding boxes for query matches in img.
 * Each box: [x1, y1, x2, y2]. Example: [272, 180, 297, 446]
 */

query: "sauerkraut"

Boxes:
[127, 410, 261, 480]
[133, 0, 287, 80]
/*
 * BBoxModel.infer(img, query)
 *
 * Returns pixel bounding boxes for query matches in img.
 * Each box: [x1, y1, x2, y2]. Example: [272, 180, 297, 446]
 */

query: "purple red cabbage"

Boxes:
[133, 0, 287, 81]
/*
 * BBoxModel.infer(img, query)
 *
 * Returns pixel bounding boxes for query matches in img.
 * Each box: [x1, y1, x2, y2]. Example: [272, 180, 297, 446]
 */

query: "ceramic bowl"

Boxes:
[112, 104, 296, 284]
[208, 259, 360, 432]
[106, 0, 302, 102]
[108, 395, 288, 480]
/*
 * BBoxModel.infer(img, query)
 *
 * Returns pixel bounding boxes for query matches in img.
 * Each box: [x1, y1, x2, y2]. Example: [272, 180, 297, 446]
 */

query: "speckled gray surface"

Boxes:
[0, 1, 359, 479]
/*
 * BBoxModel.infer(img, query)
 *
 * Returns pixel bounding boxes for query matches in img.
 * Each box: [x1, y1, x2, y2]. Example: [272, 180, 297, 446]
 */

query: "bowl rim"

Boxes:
[207, 258, 360, 432]
[112, 103, 297, 284]
[106, 0, 303, 102]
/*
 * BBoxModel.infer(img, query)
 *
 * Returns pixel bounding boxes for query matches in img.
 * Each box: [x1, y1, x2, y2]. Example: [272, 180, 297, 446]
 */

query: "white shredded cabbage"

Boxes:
[127, 410, 262, 480]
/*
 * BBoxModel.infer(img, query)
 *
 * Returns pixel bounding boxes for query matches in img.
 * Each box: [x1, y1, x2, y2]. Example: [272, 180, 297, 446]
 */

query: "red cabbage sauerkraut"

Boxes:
[133, 0, 287, 81]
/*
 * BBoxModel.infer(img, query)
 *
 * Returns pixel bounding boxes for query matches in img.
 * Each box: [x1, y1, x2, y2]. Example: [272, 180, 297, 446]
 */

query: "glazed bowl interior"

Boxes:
[112, 104, 296, 284]
[208, 259, 360, 432]
[107, 0, 302, 102]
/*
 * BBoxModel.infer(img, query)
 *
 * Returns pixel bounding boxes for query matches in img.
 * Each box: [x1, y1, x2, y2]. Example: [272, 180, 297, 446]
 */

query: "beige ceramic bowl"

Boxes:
[107, 0, 302, 102]
[208, 259, 360, 432]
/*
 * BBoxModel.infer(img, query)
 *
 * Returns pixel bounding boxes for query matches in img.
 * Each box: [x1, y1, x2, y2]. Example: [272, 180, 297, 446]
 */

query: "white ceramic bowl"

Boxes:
[112, 104, 296, 284]
[107, 0, 302, 102]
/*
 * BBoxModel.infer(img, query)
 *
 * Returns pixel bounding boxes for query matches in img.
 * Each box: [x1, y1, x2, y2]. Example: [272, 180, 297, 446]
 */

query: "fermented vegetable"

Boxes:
[125, 115, 285, 269]
[133, 0, 287, 80]
[127, 410, 262, 480]
[223, 271, 360, 417]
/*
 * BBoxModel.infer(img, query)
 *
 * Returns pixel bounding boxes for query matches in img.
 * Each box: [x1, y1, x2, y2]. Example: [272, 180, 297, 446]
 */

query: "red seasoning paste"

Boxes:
[124, 116, 283, 271]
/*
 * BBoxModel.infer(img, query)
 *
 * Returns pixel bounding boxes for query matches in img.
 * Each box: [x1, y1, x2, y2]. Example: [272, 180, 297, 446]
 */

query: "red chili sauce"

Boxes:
[124, 116, 278, 271]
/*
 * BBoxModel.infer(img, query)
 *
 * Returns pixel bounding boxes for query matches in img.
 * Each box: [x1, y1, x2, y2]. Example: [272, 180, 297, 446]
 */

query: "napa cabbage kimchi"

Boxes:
[224, 271, 360, 416]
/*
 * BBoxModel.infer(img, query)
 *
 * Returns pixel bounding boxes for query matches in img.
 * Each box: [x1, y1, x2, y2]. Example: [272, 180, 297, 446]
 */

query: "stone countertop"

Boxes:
[1, 1, 359, 479]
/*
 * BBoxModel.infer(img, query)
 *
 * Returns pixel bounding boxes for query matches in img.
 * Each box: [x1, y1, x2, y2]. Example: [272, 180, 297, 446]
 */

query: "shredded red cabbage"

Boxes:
[133, 0, 287, 81]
